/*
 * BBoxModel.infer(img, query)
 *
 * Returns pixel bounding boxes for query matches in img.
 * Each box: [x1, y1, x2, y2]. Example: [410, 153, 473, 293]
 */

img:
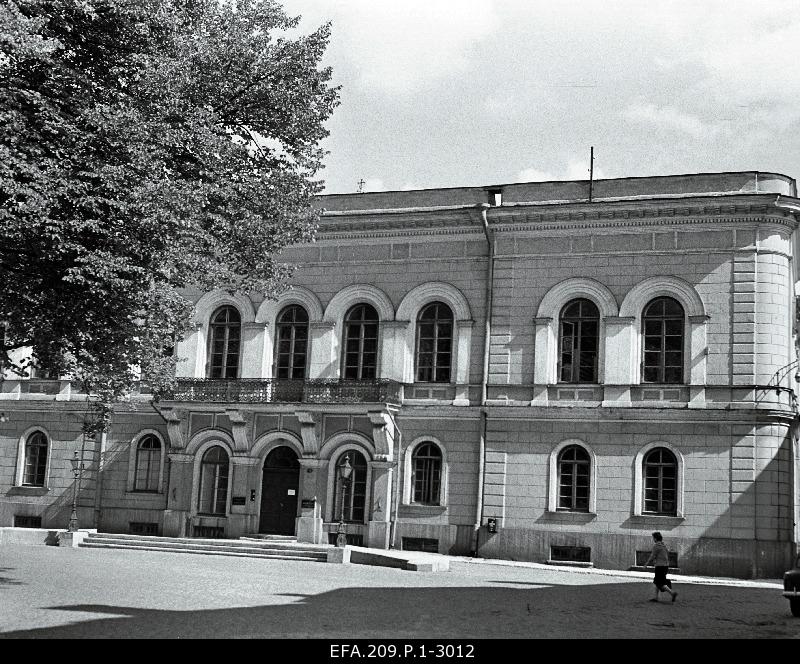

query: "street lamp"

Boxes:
[336, 456, 353, 548]
[67, 450, 84, 532]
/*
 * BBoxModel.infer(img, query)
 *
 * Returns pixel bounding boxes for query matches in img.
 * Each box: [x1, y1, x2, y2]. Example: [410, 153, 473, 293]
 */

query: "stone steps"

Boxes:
[78, 533, 330, 562]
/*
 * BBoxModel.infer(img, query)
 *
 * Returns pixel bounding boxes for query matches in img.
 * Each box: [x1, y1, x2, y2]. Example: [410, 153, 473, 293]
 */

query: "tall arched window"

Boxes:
[643, 447, 677, 515]
[557, 445, 590, 511]
[411, 442, 442, 505]
[642, 297, 684, 384]
[558, 299, 599, 383]
[134, 435, 161, 492]
[275, 305, 309, 379]
[23, 431, 48, 487]
[415, 302, 453, 383]
[334, 450, 368, 522]
[343, 304, 379, 380]
[198, 446, 229, 515]
[208, 306, 241, 379]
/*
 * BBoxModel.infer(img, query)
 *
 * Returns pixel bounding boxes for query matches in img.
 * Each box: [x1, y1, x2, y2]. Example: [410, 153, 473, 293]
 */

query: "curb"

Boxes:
[448, 555, 783, 589]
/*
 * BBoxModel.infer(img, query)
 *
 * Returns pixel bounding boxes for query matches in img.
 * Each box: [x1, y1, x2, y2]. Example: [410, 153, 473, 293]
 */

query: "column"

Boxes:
[240, 322, 270, 378]
[454, 319, 474, 406]
[163, 453, 194, 537]
[688, 315, 709, 407]
[228, 456, 261, 537]
[531, 317, 553, 404]
[367, 460, 393, 550]
[380, 320, 410, 382]
[308, 321, 337, 379]
[296, 458, 325, 544]
[602, 316, 635, 405]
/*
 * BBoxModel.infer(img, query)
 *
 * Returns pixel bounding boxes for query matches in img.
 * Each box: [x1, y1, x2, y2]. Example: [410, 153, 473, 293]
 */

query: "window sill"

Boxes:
[8, 486, 50, 497]
[124, 491, 164, 499]
[630, 514, 684, 524]
[543, 510, 597, 523]
[399, 504, 447, 517]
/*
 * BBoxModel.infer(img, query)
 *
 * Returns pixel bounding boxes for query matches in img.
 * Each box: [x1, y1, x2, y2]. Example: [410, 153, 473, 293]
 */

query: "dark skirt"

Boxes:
[653, 566, 672, 589]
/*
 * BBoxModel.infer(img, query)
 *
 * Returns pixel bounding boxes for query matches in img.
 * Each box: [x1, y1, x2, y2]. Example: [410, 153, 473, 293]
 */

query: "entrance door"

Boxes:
[259, 446, 300, 535]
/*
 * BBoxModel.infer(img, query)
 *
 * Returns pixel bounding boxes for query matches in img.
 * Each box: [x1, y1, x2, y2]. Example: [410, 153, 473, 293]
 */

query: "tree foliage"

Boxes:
[0, 0, 339, 418]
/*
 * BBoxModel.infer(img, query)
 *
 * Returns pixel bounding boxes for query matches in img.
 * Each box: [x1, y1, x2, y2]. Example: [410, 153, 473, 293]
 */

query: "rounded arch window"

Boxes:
[264, 445, 300, 469]
[275, 305, 309, 380]
[643, 447, 678, 515]
[415, 302, 453, 383]
[208, 306, 241, 379]
[557, 444, 590, 511]
[642, 297, 684, 384]
[134, 435, 161, 492]
[558, 299, 600, 383]
[198, 446, 229, 515]
[343, 304, 379, 380]
[411, 441, 443, 505]
[23, 431, 48, 487]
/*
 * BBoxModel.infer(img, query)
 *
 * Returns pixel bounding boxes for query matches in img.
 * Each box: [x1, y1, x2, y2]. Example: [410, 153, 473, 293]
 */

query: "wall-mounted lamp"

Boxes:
[0, 412, 7, 423]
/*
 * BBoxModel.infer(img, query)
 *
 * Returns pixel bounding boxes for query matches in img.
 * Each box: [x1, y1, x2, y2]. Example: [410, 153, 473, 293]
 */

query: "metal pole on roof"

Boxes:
[589, 146, 594, 202]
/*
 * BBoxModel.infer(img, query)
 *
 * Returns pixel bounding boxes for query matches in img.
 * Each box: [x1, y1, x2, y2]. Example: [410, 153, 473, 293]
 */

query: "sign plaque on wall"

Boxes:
[301, 499, 316, 509]
[231, 496, 246, 506]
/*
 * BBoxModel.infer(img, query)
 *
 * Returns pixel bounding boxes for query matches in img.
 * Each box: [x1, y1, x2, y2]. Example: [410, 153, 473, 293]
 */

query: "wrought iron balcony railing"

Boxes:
[164, 378, 403, 405]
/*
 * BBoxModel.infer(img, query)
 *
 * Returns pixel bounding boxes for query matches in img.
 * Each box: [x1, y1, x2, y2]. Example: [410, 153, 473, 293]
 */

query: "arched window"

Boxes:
[333, 450, 368, 523]
[557, 445, 590, 511]
[343, 304, 379, 380]
[642, 297, 684, 384]
[275, 305, 309, 379]
[411, 442, 442, 505]
[643, 447, 677, 515]
[23, 431, 48, 487]
[198, 446, 229, 515]
[415, 302, 453, 383]
[208, 306, 241, 379]
[134, 435, 161, 492]
[558, 299, 600, 383]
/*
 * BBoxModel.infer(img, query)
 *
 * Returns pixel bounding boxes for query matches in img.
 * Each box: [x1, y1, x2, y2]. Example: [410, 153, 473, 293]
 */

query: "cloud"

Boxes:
[284, 0, 500, 93]
[517, 159, 604, 183]
[622, 103, 708, 137]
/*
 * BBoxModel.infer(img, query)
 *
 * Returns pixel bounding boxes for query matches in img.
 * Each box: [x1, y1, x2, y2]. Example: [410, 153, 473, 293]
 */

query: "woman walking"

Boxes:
[646, 531, 678, 603]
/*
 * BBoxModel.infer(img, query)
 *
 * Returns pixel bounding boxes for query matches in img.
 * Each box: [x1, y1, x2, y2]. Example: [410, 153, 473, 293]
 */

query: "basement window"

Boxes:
[14, 515, 42, 528]
[129, 522, 159, 536]
[550, 545, 591, 563]
[402, 537, 439, 553]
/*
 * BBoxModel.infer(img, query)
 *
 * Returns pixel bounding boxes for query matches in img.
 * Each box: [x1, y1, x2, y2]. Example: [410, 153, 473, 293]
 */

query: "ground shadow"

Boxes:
[0, 582, 795, 639]
[0, 568, 24, 588]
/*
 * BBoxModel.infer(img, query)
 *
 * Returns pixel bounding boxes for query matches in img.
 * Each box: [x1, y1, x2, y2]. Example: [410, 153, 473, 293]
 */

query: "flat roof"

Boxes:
[315, 171, 797, 213]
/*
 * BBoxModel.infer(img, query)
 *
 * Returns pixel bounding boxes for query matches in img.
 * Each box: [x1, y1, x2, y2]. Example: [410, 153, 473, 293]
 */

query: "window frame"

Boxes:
[274, 304, 310, 380]
[332, 449, 369, 523]
[410, 441, 443, 506]
[197, 445, 230, 516]
[547, 440, 596, 514]
[15, 427, 51, 489]
[342, 303, 380, 381]
[414, 302, 454, 384]
[206, 305, 242, 379]
[557, 298, 600, 384]
[642, 447, 678, 516]
[633, 442, 684, 518]
[556, 444, 591, 512]
[22, 431, 49, 487]
[133, 434, 162, 493]
[641, 297, 685, 385]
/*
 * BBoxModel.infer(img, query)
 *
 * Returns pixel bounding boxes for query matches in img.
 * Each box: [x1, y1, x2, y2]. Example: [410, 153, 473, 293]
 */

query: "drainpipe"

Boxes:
[474, 203, 494, 556]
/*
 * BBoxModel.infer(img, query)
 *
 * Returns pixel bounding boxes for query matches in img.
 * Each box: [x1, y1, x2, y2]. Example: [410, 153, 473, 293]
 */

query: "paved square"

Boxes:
[0, 544, 796, 639]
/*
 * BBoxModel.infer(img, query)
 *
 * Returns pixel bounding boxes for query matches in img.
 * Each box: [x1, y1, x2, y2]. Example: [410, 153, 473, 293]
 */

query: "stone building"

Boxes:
[2, 170, 799, 578]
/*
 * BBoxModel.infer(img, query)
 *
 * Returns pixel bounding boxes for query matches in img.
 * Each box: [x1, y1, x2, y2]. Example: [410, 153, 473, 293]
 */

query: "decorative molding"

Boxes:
[295, 410, 319, 456]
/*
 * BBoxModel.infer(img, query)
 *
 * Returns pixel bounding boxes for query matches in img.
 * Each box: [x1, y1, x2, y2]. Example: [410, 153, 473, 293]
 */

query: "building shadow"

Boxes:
[0, 583, 794, 639]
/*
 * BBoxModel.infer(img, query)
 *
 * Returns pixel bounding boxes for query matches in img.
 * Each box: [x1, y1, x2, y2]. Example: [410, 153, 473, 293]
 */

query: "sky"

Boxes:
[281, 0, 800, 195]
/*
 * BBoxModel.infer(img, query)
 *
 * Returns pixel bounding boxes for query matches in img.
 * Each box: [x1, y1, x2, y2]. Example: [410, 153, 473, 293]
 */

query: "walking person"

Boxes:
[646, 531, 678, 603]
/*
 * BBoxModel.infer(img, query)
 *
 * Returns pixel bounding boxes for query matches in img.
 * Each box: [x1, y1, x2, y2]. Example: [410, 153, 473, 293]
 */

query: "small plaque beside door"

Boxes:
[287, 489, 296, 496]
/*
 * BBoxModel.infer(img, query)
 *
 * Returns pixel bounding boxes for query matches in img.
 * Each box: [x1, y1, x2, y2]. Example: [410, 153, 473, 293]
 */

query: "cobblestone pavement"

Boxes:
[0, 544, 797, 639]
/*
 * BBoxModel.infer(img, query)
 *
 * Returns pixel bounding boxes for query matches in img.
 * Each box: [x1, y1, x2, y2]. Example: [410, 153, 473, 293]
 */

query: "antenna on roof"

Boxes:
[357, 178, 365, 193]
[588, 146, 594, 203]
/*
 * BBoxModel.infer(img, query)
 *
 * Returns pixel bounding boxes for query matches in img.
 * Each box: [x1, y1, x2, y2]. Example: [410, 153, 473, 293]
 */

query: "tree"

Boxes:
[0, 0, 339, 425]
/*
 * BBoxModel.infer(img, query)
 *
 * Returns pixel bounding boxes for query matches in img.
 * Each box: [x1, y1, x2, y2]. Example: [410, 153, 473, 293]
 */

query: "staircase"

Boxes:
[78, 532, 331, 562]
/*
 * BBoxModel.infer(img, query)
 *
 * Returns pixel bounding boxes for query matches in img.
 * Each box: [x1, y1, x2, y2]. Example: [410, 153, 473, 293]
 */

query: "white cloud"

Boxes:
[284, 0, 500, 93]
[622, 103, 708, 138]
[517, 159, 604, 183]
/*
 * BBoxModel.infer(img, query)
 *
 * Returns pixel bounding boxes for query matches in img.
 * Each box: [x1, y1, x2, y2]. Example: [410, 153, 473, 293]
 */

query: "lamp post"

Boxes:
[336, 456, 353, 548]
[67, 450, 84, 532]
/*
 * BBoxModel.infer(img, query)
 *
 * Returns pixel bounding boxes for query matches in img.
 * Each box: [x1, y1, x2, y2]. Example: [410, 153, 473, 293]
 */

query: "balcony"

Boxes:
[164, 379, 403, 405]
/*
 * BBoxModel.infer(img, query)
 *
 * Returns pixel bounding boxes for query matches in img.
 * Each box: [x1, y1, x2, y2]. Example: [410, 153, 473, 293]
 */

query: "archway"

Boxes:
[259, 446, 300, 535]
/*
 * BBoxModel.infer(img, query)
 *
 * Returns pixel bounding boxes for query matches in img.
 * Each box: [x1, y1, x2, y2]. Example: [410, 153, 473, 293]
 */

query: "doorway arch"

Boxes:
[259, 446, 300, 535]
